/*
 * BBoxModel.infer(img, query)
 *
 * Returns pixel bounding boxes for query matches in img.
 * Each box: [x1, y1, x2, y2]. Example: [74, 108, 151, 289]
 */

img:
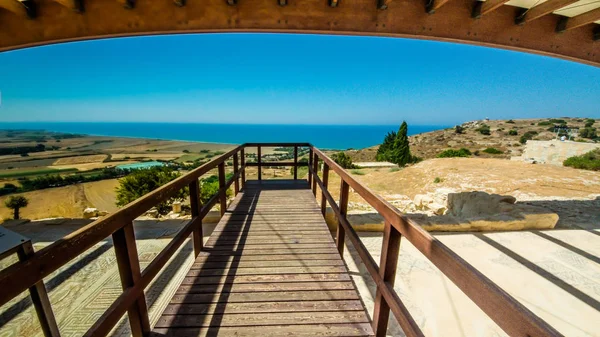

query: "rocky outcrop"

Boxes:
[83, 208, 108, 219]
[411, 191, 558, 231]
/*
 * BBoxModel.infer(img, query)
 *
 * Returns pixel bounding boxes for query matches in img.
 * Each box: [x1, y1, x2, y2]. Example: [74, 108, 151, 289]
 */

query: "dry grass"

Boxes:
[83, 179, 120, 212]
[53, 154, 108, 165]
[0, 184, 91, 220]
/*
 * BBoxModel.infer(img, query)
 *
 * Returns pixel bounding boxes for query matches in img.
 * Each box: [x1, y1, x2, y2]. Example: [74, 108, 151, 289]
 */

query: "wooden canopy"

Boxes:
[0, 0, 599, 66]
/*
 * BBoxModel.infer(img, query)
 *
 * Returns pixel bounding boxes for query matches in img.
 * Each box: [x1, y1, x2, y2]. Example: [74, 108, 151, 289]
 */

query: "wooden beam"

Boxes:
[54, 0, 84, 12]
[557, 7, 600, 32]
[0, 0, 35, 18]
[336, 179, 349, 255]
[515, 0, 578, 25]
[218, 162, 226, 216]
[426, 0, 452, 14]
[112, 224, 151, 337]
[372, 222, 402, 336]
[17, 242, 60, 337]
[321, 163, 329, 216]
[117, 0, 134, 9]
[472, 0, 511, 18]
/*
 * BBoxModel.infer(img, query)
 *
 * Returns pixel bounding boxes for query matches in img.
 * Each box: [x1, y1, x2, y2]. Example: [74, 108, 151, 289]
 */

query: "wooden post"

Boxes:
[308, 148, 313, 186]
[112, 223, 151, 337]
[218, 162, 227, 216]
[336, 179, 349, 255]
[311, 152, 318, 196]
[257, 146, 262, 181]
[293, 146, 298, 180]
[321, 163, 329, 216]
[17, 242, 60, 337]
[189, 179, 203, 258]
[233, 152, 240, 195]
[240, 148, 246, 189]
[372, 222, 402, 337]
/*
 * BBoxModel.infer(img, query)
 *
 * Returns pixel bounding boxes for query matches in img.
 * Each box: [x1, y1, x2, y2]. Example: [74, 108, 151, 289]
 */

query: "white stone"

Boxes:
[83, 208, 98, 219]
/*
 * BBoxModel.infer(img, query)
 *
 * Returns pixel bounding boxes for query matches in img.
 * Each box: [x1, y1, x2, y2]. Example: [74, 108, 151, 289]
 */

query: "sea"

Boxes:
[0, 122, 449, 150]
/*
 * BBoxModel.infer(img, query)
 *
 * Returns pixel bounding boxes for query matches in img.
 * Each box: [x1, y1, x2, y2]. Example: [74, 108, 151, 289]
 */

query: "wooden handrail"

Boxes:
[0, 145, 243, 307]
[0, 142, 562, 337]
[310, 146, 563, 337]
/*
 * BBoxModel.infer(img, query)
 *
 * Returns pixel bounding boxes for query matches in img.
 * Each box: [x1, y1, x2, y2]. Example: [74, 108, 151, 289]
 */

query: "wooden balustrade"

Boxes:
[309, 146, 562, 337]
[0, 142, 561, 337]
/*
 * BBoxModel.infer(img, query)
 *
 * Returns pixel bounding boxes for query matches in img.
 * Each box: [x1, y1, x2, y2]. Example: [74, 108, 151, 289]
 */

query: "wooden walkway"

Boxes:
[152, 180, 375, 337]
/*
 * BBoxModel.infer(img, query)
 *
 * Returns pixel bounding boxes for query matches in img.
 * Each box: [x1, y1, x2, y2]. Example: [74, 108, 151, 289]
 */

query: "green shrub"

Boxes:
[332, 152, 356, 169]
[508, 130, 518, 136]
[433, 177, 442, 183]
[482, 147, 503, 154]
[389, 167, 400, 172]
[549, 119, 566, 124]
[563, 149, 600, 171]
[538, 121, 552, 126]
[437, 148, 472, 158]
[579, 127, 597, 139]
[520, 131, 538, 144]
[350, 169, 365, 175]
[506, 119, 515, 124]
[476, 125, 491, 135]
[455, 125, 465, 134]
[585, 119, 595, 128]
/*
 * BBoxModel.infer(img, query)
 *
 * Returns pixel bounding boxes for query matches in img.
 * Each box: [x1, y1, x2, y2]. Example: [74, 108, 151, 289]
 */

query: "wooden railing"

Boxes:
[0, 143, 311, 337]
[307, 146, 563, 337]
[0, 143, 562, 337]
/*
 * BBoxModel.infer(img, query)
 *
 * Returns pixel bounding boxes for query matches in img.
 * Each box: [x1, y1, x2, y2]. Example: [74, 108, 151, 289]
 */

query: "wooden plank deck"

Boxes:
[151, 180, 374, 337]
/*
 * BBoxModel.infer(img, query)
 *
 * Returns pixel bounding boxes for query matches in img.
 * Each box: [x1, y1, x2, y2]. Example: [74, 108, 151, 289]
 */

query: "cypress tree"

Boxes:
[376, 130, 397, 162]
[391, 121, 413, 166]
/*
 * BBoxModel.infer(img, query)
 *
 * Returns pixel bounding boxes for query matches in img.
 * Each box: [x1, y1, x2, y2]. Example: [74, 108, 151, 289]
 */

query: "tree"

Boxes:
[584, 119, 595, 128]
[390, 121, 413, 166]
[5, 195, 29, 219]
[332, 152, 356, 169]
[455, 125, 465, 134]
[376, 131, 397, 161]
[115, 166, 188, 215]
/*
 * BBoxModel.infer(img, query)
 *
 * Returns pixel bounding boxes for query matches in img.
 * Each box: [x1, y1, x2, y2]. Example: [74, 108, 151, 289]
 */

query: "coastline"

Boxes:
[0, 122, 449, 150]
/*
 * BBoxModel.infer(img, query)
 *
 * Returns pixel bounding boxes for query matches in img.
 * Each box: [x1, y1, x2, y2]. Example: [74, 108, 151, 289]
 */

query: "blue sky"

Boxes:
[0, 33, 598, 125]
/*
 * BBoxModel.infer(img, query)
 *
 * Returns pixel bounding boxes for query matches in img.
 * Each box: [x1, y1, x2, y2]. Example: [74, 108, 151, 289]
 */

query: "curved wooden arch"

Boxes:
[0, 0, 599, 66]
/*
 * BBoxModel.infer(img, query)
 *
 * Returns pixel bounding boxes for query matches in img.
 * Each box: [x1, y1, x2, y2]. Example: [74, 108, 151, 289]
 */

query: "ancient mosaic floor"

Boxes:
[1, 220, 599, 337]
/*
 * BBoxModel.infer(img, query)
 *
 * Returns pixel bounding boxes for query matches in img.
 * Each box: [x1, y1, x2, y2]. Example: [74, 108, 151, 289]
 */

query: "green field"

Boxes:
[0, 167, 79, 179]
